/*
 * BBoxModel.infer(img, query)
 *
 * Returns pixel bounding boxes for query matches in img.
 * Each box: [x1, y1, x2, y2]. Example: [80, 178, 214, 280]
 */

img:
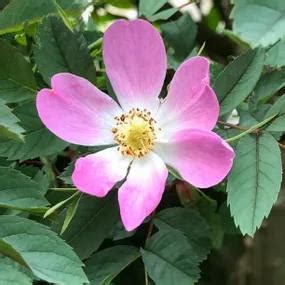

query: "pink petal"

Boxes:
[155, 129, 235, 188]
[72, 147, 131, 197]
[103, 19, 167, 112]
[36, 73, 122, 146]
[118, 152, 168, 231]
[156, 57, 218, 139]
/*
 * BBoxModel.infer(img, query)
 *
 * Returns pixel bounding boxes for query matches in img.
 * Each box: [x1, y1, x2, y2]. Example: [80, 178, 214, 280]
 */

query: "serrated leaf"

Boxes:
[161, 13, 197, 62]
[139, 0, 167, 17]
[141, 230, 200, 285]
[85, 246, 140, 285]
[227, 133, 282, 236]
[251, 68, 285, 108]
[232, 0, 285, 47]
[0, 0, 88, 34]
[17, 165, 50, 194]
[34, 16, 96, 84]
[0, 167, 48, 209]
[0, 215, 88, 284]
[59, 192, 119, 259]
[266, 95, 285, 117]
[214, 48, 264, 115]
[265, 95, 285, 132]
[0, 102, 68, 161]
[148, 7, 178, 21]
[265, 37, 285, 67]
[0, 39, 36, 103]
[0, 101, 25, 141]
[0, 256, 33, 285]
[154, 207, 212, 262]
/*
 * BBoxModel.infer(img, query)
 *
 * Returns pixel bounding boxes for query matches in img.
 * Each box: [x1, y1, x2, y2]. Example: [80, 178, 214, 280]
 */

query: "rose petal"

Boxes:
[118, 152, 168, 231]
[103, 19, 167, 112]
[156, 57, 218, 139]
[36, 73, 122, 146]
[155, 129, 235, 188]
[72, 147, 131, 197]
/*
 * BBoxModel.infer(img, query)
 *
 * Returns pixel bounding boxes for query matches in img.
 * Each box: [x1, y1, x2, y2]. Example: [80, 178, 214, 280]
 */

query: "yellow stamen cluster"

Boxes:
[112, 108, 158, 158]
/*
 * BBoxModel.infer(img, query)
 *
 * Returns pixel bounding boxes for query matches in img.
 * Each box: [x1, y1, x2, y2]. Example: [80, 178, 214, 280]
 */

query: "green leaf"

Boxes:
[85, 246, 140, 285]
[0, 167, 48, 209]
[223, 29, 251, 50]
[52, 0, 74, 31]
[60, 193, 81, 234]
[44, 191, 79, 218]
[265, 95, 285, 132]
[266, 115, 285, 132]
[0, 0, 88, 34]
[214, 48, 264, 115]
[148, 7, 178, 21]
[139, 0, 167, 18]
[0, 101, 25, 141]
[60, 192, 119, 259]
[232, 0, 285, 47]
[265, 37, 285, 67]
[251, 68, 285, 108]
[17, 165, 50, 195]
[107, 0, 135, 9]
[225, 114, 277, 143]
[0, 102, 68, 161]
[141, 230, 200, 285]
[34, 16, 96, 84]
[154, 207, 212, 262]
[195, 198, 224, 248]
[0, 39, 36, 103]
[161, 13, 197, 62]
[0, 215, 88, 284]
[227, 133, 282, 236]
[0, 256, 33, 285]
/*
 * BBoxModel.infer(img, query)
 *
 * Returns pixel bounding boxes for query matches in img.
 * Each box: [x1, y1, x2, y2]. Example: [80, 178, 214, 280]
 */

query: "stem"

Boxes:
[225, 114, 277, 143]
[40, 156, 57, 187]
[145, 218, 155, 246]
[278, 142, 285, 149]
[197, 42, 206, 56]
[218, 120, 248, 131]
[49, 187, 77, 192]
[44, 191, 79, 218]
[53, 0, 73, 32]
[177, 0, 196, 10]
[88, 37, 103, 50]
[144, 212, 155, 285]
[145, 269, 149, 285]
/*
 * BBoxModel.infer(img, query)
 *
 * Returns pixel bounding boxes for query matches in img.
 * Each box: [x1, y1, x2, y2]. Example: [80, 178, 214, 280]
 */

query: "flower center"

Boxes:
[112, 108, 158, 158]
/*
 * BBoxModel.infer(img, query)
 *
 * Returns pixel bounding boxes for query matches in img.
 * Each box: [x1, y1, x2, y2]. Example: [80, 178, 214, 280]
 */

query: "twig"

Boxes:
[177, 0, 197, 10]
[218, 120, 248, 131]
[225, 114, 277, 143]
[278, 142, 285, 149]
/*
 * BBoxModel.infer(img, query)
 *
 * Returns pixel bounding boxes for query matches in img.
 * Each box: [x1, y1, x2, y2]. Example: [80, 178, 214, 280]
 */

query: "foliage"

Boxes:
[0, 0, 284, 284]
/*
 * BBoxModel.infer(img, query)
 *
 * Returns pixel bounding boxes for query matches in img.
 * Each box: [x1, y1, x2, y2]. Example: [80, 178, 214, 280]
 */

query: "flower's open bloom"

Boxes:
[36, 19, 235, 231]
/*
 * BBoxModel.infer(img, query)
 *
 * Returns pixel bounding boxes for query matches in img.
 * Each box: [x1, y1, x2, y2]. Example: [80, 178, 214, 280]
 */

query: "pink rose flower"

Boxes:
[36, 19, 235, 231]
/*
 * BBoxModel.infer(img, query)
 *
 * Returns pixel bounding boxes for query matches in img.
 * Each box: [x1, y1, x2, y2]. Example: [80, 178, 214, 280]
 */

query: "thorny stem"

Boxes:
[223, 114, 277, 143]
